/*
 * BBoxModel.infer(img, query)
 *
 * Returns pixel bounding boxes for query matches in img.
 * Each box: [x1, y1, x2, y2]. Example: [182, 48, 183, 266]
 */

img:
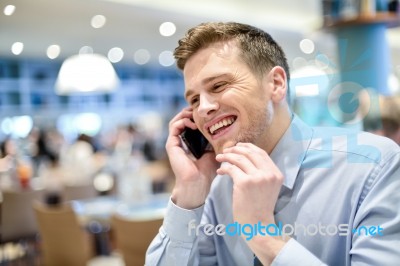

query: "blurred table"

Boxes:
[71, 192, 170, 223]
[71, 193, 170, 256]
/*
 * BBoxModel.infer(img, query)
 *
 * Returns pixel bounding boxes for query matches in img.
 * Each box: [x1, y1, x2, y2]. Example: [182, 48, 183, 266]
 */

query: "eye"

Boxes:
[189, 96, 199, 106]
[212, 81, 227, 91]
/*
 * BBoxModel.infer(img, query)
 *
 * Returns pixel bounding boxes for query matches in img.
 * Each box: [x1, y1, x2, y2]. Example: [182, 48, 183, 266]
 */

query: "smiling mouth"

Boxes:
[208, 116, 237, 135]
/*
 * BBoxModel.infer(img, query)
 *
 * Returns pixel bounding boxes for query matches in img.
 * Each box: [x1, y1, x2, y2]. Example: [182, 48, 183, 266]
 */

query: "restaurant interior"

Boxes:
[1, 0, 400, 265]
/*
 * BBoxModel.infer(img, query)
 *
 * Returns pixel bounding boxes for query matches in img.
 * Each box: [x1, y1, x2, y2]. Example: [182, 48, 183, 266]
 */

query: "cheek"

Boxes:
[192, 112, 198, 122]
[192, 107, 202, 121]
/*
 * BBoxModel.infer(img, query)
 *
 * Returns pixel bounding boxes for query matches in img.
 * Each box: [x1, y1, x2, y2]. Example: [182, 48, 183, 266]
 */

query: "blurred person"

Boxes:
[76, 133, 98, 153]
[128, 123, 146, 154]
[107, 124, 142, 175]
[0, 137, 34, 189]
[0, 138, 16, 189]
[39, 154, 66, 190]
[146, 22, 400, 265]
[0, 155, 10, 172]
[28, 127, 59, 177]
[0, 137, 18, 159]
[0, 138, 21, 189]
[60, 133, 98, 186]
[112, 125, 137, 158]
[40, 154, 65, 208]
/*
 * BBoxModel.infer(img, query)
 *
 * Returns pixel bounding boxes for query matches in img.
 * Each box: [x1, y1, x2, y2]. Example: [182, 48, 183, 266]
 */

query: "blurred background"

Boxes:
[0, 0, 400, 143]
[0, 0, 400, 264]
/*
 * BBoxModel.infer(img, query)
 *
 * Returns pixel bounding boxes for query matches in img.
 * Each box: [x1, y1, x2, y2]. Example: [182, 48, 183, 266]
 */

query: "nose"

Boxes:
[197, 94, 218, 117]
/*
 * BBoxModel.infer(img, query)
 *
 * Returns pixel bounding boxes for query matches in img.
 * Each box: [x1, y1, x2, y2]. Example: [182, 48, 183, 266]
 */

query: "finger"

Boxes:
[215, 152, 254, 174]
[235, 143, 284, 181]
[169, 108, 194, 125]
[223, 143, 283, 178]
[167, 118, 197, 149]
[222, 143, 267, 169]
[169, 114, 197, 136]
[171, 117, 197, 132]
[216, 161, 246, 182]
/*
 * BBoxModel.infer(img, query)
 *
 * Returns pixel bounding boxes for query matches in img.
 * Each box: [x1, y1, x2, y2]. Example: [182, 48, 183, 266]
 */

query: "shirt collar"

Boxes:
[270, 114, 313, 189]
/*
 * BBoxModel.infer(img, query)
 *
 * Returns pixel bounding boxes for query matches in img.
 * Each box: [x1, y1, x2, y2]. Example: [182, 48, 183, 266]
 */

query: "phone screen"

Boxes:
[180, 128, 209, 159]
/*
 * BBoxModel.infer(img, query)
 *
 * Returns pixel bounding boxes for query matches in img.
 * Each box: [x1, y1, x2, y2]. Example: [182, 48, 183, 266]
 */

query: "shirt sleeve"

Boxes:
[272, 238, 328, 266]
[349, 152, 400, 265]
[273, 151, 400, 266]
[145, 198, 205, 266]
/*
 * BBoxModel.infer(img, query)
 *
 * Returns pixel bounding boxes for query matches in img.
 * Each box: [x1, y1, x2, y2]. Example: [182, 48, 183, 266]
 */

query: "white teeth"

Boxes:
[209, 117, 235, 135]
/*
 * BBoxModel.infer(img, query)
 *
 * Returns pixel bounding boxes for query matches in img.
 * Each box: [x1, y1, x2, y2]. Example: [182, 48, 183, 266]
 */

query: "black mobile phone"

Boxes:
[180, 128, 209, 159]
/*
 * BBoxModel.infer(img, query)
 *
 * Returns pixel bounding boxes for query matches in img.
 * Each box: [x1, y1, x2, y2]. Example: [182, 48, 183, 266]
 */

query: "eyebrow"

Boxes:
[184, 73, 231, 100]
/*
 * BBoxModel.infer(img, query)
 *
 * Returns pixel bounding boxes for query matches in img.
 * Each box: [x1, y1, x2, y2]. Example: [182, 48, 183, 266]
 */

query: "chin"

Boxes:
[220, 140, 237, 152]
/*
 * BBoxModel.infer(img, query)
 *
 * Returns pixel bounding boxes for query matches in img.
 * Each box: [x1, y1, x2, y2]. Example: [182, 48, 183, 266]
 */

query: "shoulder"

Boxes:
[310, 126, 400, 165]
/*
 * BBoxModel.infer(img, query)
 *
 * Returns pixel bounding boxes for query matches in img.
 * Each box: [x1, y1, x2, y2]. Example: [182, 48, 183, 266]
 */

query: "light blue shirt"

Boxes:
[146, 115, 400, 265]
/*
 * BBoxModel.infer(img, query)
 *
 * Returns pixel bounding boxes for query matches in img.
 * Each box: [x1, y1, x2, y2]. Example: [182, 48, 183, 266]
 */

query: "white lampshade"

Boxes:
[55, 53, 119, 95]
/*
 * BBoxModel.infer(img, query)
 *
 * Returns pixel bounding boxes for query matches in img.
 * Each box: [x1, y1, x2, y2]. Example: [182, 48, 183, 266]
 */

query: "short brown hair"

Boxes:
[174, 22, 290, 82]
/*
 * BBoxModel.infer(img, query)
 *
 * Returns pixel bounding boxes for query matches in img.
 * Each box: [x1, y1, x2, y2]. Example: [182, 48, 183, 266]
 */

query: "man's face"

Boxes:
[183, 41, 275, 154]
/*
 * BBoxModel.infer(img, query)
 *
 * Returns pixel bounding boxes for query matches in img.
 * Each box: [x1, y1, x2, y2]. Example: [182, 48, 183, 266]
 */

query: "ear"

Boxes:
[269, 66, 287, 103]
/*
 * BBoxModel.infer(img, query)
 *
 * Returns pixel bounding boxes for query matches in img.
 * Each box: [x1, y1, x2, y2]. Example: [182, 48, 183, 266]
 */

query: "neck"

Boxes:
[262, 105, 292, 154]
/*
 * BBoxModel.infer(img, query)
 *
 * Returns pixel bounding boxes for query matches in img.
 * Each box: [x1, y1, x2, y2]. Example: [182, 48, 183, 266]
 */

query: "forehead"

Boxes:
[183, 41, 242, 91]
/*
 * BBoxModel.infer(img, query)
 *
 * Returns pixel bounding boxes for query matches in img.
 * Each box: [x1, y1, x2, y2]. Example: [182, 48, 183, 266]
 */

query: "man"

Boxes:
[146, 22, 400, 265]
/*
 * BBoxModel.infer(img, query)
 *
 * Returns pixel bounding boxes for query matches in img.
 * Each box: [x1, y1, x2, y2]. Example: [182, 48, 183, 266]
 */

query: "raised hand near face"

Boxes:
[216, 142, 286, 264]
[167, 107, 218, 209]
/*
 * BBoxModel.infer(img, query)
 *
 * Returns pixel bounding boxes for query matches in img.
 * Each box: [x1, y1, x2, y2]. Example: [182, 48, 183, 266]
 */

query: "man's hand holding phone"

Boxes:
[166, 107, 218, 209]
[180, 127, 210, 159]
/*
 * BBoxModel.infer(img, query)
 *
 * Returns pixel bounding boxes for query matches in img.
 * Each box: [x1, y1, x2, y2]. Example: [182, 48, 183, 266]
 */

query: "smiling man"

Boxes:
[146, 22, 400, 265]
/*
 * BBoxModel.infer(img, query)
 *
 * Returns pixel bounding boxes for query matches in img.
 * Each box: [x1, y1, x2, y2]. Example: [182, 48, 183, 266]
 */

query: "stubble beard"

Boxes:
[216, 102, 273, 153]
[238, 102, 273, 145]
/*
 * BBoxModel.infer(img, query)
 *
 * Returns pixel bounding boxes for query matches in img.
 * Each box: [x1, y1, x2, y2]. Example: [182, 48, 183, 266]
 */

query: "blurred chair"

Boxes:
[111, 214, 162, 266]
[33, 201, 95, 266]
[64, 183, 97, 201]
[1, 189, 45, 243]
[1, 189, 45, 263]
